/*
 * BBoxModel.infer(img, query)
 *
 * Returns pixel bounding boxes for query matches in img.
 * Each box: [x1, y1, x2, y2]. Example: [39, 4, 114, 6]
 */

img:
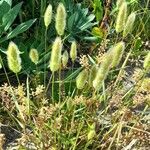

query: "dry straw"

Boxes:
[123, 12, 136, 37]
[70, 41, 77, 63]
[93, 52, 112, 91]
[55, 3, 66, 36]
[29, 48, 39, 65]
[143, 52, 150, 70]
[62, 50, 69, 68]
[115, 1, 127, 33]
[7, 41, 22, 73]
[44, 4, 52, 28]
[111, 41, 125, 67]
[76, 69, 88, 89]
[50, 37, 62, 72]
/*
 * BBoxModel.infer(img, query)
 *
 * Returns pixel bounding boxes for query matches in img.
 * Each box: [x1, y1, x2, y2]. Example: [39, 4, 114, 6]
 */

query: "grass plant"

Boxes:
[0, 0, 150, 149]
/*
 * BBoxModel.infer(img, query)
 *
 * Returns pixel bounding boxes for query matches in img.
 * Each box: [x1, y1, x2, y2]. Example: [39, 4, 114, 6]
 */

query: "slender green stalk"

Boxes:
[32, 0, 35, 17]
[45, 74, 53, 94]
[44, 28, 48, 88]
[58, 68, 61, 103]
[52, 72, 55, 103]
[68, 63, 74, 96]
[26, 75, 30, 117]
[72, 122, 84, 150]
[16, 73, 20, 85]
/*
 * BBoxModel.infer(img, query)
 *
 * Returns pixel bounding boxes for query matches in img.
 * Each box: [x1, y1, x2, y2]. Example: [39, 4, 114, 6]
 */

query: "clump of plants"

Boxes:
[0, 0, 150, 149]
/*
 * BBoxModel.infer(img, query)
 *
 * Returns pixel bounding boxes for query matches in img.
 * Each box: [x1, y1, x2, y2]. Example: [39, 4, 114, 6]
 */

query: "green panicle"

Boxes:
[111, 41, 125, 67]
[7, 41, 22, 73]
[29, 48, 39, 65]
[44, 4, 52, 28]
[123, 12, 136, 38]
[62, 50, 69, 68]
[116, 0, 125, 8]
[115, 2, 127, 33]
[143, 52, 150, 70]
[55, 3, 66, 36]
[93, 52, 112, 91]
[88, 123, 96, 141]
[50, 37, 62, 72]
[70, 41, 77, 63]
[88, 65, 98, 87]
[76, 69, 88, 89]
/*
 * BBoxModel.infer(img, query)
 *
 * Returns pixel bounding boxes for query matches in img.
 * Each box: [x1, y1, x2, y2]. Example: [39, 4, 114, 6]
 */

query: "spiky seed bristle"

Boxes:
[70, 41, 77, 63]
[29, 48, 39, 65]
[62, 50, 69, 68]
[7, 42, 22, 73]
[143, 52, 150, 70]
[123, 12, 136, 38]
[93, 52, 112, 91]
[111, 41, 125, 67]
[44, 4, 52, 28]
[55, 3, 66, 36]
[115, 2, 127, 33]
[50, 37, 62, 72]
[76, 69, 88, 89]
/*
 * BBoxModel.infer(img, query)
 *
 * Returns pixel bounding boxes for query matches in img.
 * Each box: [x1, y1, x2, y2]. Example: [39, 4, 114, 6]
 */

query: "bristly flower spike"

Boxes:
[44, 4, 52, 28]
[29, 48, 39, 65]
[70, 41, 77, 63]
[76, 69, 88, 89]
[93, 52, 112, 91]
[123, 12, 136, 38]
[55, 3, 66, 36]
[7, 41, 22, 73]
[115, 2, 127, 33]
[111, 41, 125, 67]
[49, 37, 62, 72]
[62, 50, 69, 68]
[143, 52, 150, 70]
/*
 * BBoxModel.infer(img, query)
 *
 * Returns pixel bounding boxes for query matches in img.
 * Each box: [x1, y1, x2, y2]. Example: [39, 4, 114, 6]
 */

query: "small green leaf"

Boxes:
[2, 2, 23, 31]
[0, 1, 11, 23]
[92, 27, 104, 38]
[0, 19, 36, 43]
[68, 13, 76, 31]
[93, 0, 103, 21]
[64, 67, 82, 82]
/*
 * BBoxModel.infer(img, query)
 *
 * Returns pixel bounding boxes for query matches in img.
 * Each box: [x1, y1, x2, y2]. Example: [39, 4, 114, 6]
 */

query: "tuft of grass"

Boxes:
[0, 1, 150, 149]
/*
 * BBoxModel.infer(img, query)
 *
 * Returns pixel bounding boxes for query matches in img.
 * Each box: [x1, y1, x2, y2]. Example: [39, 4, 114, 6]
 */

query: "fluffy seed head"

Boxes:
[44, 4, 52, 28]
[88, 123, 96, 140]
[7, 41, 22, 73]
[50, 37, 62, 72]
[70, 41, 77, 63]
[143, 52, 150, 70]
[62, 50, 69, 68]
[111, 41, 125, 67]
[76, 69, 88, 89]
[29, 48, 39, 65]
[55, 3, 66, 36]
[115, 2, 127, 33]
[123, 12, 136, 38]
[116, 0, 125, 8]
[93, 52, 112, 91]
[88, 65, 98, 87]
